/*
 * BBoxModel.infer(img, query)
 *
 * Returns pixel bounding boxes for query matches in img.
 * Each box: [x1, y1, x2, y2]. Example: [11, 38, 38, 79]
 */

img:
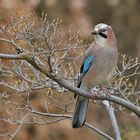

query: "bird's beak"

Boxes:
[91, 29, 99, 35]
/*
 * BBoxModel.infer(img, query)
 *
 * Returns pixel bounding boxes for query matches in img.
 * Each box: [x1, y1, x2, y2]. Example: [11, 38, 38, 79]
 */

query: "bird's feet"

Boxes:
[90, 88, 98, 104]
[100, 85, 111, 100]
[91, 88, 98, 96]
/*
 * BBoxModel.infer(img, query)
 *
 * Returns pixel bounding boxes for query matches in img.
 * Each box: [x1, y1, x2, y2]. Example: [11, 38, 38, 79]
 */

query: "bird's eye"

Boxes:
[102, 29, 106, 32]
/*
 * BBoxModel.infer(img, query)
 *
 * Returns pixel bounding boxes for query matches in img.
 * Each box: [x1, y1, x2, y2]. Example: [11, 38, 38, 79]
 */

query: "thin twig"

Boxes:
[85, 122, 114, 140]
[31, 109, 113, 139]
[9, 113, 29, 140]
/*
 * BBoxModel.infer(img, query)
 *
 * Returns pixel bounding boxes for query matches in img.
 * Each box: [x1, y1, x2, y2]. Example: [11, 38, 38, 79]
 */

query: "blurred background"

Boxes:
[0, 0, 140, 140]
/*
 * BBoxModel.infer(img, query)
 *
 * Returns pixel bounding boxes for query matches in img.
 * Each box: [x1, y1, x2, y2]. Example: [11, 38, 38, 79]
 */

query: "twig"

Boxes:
[9, 113, 29, 140]
[85, 122, 114, 140]
[31, 109, 113, 139]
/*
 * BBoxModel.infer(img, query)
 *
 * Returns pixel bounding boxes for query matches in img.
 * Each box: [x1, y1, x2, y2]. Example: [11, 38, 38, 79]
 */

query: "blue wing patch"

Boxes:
[77, 55, 94, 89]
[80, 55, 94, 74]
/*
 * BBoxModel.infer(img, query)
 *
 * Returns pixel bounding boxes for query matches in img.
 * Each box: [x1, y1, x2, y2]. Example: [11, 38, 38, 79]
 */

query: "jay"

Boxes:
[72, 23, 118, 128]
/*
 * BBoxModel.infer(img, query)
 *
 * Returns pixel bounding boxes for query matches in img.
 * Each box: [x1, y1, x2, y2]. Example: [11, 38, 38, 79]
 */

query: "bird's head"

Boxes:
[91, 23, 116, 47]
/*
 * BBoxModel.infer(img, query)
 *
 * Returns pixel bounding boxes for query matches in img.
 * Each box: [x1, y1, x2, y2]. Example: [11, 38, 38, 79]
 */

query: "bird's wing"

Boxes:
[77, 55, 94, 88]
[74, 54, 94, 98]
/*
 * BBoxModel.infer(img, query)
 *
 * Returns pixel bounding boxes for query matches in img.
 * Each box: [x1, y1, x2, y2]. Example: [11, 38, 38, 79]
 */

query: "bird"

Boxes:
[72, 23, 118, 128]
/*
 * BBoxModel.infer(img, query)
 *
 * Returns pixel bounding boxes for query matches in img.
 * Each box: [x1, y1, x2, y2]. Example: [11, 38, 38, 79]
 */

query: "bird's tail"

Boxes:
[72, 86, 89, 128]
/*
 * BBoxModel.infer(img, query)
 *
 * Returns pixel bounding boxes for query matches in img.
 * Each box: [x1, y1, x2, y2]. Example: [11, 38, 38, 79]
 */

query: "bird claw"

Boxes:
[100, 86, 111, 100]
[91, 89, 98, 99]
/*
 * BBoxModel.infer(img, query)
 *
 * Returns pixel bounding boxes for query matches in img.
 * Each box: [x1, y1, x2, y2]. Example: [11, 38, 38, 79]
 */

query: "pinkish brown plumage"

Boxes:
[72, 23, 118, 128]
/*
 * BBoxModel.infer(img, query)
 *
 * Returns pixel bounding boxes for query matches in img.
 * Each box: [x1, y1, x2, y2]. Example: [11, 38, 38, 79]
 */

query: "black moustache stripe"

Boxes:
[99, 32, 107, 39]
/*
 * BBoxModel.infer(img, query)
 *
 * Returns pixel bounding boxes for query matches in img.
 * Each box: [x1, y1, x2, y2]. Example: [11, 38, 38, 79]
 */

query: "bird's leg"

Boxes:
[91, 88, 98, 96]
[100, 85, 107, 93]
[90, 88, 98, 103]
[100, 85, 111, 100]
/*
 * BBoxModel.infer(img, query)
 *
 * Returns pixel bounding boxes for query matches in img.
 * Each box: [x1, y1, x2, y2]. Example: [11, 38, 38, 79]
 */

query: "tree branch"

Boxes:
[0, 52, 140, 117]
[85, 123, 114, 140]
[103, 101, 121, 140]
[31, 109, 114, 140]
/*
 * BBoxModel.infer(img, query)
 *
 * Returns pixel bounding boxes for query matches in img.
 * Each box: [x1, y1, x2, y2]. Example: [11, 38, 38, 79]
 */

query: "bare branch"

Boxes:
[103, 101, 121, 140]
[31, 109, 114, 140]
[85, 123, 114, 140]
[0, 52, 140, 117]
[9, 113, 30, 140]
